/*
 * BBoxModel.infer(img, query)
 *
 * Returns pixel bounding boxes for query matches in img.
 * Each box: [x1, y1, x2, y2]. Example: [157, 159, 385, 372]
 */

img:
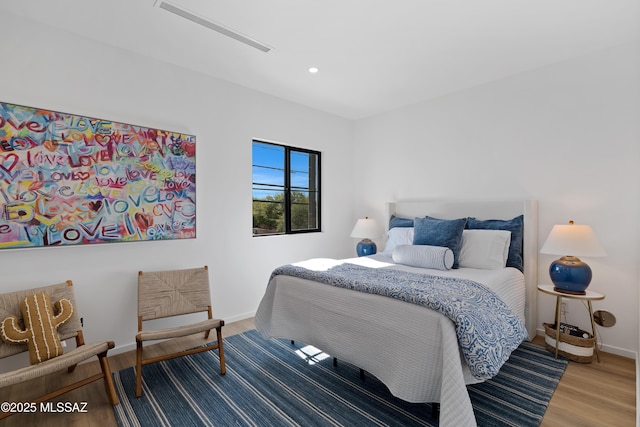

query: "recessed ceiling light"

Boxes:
[308, 67, 319, 74]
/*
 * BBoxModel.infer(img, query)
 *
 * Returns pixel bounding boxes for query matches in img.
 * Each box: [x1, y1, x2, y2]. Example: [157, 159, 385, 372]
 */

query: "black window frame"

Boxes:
[252, 140, 321, 236]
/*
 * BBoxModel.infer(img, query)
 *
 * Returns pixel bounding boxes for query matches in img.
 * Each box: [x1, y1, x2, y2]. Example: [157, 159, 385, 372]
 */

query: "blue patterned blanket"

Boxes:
[271, 262, 528, 380]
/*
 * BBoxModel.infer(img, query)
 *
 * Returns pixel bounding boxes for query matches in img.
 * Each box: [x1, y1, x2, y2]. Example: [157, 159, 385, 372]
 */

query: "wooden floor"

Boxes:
[0, 318, 635, 427]
[532, 335, 636, 427]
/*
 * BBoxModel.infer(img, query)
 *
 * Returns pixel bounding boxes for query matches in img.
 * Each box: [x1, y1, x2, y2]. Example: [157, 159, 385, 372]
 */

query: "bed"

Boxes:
[255, 200, 538, 427]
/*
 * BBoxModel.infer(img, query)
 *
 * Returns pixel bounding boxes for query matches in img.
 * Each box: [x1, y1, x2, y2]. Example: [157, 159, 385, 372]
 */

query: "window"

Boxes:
[252, 140, 320, 236]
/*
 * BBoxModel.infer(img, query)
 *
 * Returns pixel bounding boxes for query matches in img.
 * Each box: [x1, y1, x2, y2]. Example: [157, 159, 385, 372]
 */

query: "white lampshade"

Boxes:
[350, 217, 380, 239]
[540, 221, 606, 257]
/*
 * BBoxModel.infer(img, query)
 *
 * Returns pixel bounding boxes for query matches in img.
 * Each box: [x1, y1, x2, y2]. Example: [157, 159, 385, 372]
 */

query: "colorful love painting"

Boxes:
[0, 101, 196, 250]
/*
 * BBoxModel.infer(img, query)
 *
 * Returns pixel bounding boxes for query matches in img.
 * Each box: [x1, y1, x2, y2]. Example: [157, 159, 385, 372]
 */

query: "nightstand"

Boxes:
[537, 284, 605, 362]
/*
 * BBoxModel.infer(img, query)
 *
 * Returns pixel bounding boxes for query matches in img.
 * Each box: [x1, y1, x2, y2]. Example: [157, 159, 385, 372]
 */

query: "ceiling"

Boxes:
[2, 0, 639, 120]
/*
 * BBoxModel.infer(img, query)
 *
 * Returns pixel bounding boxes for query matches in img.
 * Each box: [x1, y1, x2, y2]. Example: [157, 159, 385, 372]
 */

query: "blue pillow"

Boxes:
[466, 215, 524, 272]
[413, 216, 467, 268]
[389, 215, 414, 229]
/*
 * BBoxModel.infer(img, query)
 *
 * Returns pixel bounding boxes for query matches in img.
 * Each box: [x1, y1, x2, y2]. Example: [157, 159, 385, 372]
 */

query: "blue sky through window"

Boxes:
[252, 142, 284, 199]
[290, 150, 311, 190]
[253, 141, 313, 198]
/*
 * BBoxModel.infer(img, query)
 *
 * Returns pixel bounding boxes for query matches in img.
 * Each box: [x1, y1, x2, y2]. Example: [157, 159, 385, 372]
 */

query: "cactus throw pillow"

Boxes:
[1, 293, 74, 364]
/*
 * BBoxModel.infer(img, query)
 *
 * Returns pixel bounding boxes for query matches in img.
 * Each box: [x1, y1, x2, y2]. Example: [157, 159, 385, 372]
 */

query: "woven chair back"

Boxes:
[138, 266, 211, 322]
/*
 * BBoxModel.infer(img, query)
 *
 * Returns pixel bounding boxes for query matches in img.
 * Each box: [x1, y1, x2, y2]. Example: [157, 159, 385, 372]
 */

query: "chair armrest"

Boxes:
[136, 319, 223, 342]
[0, 341, 114, 388]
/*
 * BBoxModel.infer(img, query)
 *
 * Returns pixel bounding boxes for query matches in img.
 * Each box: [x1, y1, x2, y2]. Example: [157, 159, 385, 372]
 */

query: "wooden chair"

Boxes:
[0, 281, 119, 419]
[135, 266, 226, 397]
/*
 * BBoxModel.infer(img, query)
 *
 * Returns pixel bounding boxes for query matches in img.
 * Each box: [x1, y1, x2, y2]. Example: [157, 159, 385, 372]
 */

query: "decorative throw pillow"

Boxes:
[381, 227, 414, 254]
[389, 215, 414, 229]
[413, 216, 467, 268]
[458, 229, 511, 269]
[0, 293, 74, 365]
[466, 215, 524, 271]
[392, 244, 454, 270]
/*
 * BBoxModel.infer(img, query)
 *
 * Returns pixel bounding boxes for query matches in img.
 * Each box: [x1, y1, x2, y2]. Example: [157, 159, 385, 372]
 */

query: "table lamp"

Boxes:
[540, 221, 606, 294]
[350, 217, 380, 257]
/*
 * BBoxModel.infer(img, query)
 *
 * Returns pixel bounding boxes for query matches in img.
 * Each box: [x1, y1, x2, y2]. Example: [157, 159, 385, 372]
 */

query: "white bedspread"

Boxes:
[255, 255, 526, 427]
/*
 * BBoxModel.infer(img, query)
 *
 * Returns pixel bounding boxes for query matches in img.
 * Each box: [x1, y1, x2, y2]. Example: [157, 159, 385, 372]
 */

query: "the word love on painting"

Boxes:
[0, 101, 196, 250]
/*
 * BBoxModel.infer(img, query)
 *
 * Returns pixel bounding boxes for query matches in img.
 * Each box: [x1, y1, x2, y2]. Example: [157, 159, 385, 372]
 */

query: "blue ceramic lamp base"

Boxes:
[549, 256, 592, 295]
[356, 239, 377, 257]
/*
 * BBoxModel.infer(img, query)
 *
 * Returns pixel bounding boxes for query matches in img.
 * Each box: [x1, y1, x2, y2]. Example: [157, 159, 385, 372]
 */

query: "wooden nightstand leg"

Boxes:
[587, 300, 600, 363]
[554, 295, 562, 359]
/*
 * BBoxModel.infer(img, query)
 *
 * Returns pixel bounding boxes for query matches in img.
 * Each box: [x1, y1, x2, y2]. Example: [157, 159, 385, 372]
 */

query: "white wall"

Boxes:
[354, 41, 640, 357]
[0, 15, 355, 369]
[2, 14, 638, 371]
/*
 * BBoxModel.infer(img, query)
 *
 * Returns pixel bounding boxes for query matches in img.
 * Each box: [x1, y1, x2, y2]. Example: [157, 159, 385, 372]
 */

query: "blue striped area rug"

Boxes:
[113, 329, 567, 426]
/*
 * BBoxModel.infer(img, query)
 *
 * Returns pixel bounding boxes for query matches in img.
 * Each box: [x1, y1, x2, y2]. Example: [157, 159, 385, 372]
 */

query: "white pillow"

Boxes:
[458, 229, 511, 269]
[381, 227, 414, 254]
[392, 245, 454, 270]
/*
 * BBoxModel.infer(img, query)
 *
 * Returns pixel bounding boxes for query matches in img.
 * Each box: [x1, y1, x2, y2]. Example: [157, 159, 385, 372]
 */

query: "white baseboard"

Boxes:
[112, 342, 137, 355]
[224, 311, 256, 324]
